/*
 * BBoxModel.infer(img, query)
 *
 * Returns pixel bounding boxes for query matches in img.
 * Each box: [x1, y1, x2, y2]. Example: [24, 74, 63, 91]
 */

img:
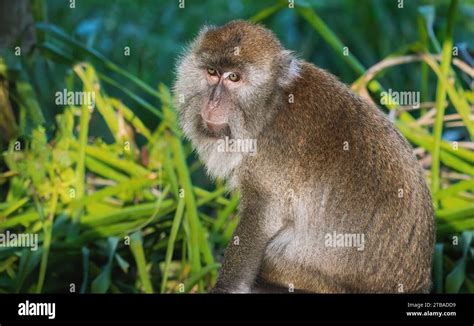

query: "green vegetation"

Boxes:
[0, 0, 473, 293]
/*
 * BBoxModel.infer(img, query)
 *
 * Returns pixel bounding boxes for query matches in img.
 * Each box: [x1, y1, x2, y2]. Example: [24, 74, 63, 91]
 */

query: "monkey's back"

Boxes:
[250, 63, 435, 293]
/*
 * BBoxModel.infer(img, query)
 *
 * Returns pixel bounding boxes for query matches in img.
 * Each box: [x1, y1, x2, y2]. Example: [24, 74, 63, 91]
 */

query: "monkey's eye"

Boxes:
[228, 72, 240, 82]
[207, 68, 217, 76]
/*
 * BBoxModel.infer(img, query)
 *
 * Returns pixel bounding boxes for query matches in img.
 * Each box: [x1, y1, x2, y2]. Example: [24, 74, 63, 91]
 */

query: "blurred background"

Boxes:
[0, 0, 473, 293]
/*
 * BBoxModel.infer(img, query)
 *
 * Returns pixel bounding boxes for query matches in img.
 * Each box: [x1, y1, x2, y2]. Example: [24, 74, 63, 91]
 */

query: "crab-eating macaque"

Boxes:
[173, 20, 434, 293]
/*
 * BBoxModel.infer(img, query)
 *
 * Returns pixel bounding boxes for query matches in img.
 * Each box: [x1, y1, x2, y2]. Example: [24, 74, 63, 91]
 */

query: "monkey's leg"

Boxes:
[213, 189, 280, 293]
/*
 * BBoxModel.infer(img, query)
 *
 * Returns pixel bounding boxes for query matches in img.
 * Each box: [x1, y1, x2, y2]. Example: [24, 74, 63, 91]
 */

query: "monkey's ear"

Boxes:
[277, 50, 301, 88]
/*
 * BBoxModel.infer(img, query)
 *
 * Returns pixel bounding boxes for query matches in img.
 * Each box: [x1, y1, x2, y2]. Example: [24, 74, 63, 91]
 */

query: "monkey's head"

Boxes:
[174, 20, 300, 178]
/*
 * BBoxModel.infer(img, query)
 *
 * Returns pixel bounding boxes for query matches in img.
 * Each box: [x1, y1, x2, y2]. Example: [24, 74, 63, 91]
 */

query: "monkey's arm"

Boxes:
[212, 190, 274, 293]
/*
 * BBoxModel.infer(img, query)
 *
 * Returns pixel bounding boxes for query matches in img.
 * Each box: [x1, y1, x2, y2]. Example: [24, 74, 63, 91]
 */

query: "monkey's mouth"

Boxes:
[198, 118, 232, 139]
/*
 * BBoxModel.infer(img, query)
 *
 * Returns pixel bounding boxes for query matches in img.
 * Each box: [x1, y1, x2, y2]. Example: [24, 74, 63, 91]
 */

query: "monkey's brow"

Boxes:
[197, 54, 246, 71]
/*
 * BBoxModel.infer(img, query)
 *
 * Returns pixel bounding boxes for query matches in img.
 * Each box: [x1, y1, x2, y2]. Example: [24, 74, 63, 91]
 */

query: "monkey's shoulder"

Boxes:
[278, 62, 410, 153]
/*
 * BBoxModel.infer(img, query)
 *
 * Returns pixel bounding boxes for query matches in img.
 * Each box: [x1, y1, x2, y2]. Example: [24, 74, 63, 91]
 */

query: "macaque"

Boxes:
[173, 20, 434, 293]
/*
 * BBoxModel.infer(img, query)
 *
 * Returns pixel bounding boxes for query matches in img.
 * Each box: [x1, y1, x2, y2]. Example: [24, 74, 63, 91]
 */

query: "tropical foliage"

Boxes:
[0, 0, 472, 293]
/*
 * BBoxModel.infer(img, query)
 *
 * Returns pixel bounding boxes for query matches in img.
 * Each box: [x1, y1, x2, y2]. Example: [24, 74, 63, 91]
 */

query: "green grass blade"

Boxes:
[161, 197, 185, 293]
[433, 243, 444, 293]
[183, 263, 220, 293]
[80, 246, 90, 293]
[434, 179, 474, 200]
[430, 0, 459, 208]
[249, 2, 285, 23]
[72, 64, 93, 225]
[130, 231, 154, 293]
[68, 175, 159, 210]
[91, 237, 119, 293]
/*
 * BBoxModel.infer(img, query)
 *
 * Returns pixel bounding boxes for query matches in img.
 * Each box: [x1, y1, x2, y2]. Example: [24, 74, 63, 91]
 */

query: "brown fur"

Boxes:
[173, 20, 435, 293]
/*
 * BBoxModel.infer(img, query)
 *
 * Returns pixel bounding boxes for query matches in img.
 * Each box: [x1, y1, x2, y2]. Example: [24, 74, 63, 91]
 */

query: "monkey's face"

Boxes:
[173, 21, 300, 177]
[198, 67, 242, 139]
[175, 55, 277, 143]
[175, 21, 296, 138]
